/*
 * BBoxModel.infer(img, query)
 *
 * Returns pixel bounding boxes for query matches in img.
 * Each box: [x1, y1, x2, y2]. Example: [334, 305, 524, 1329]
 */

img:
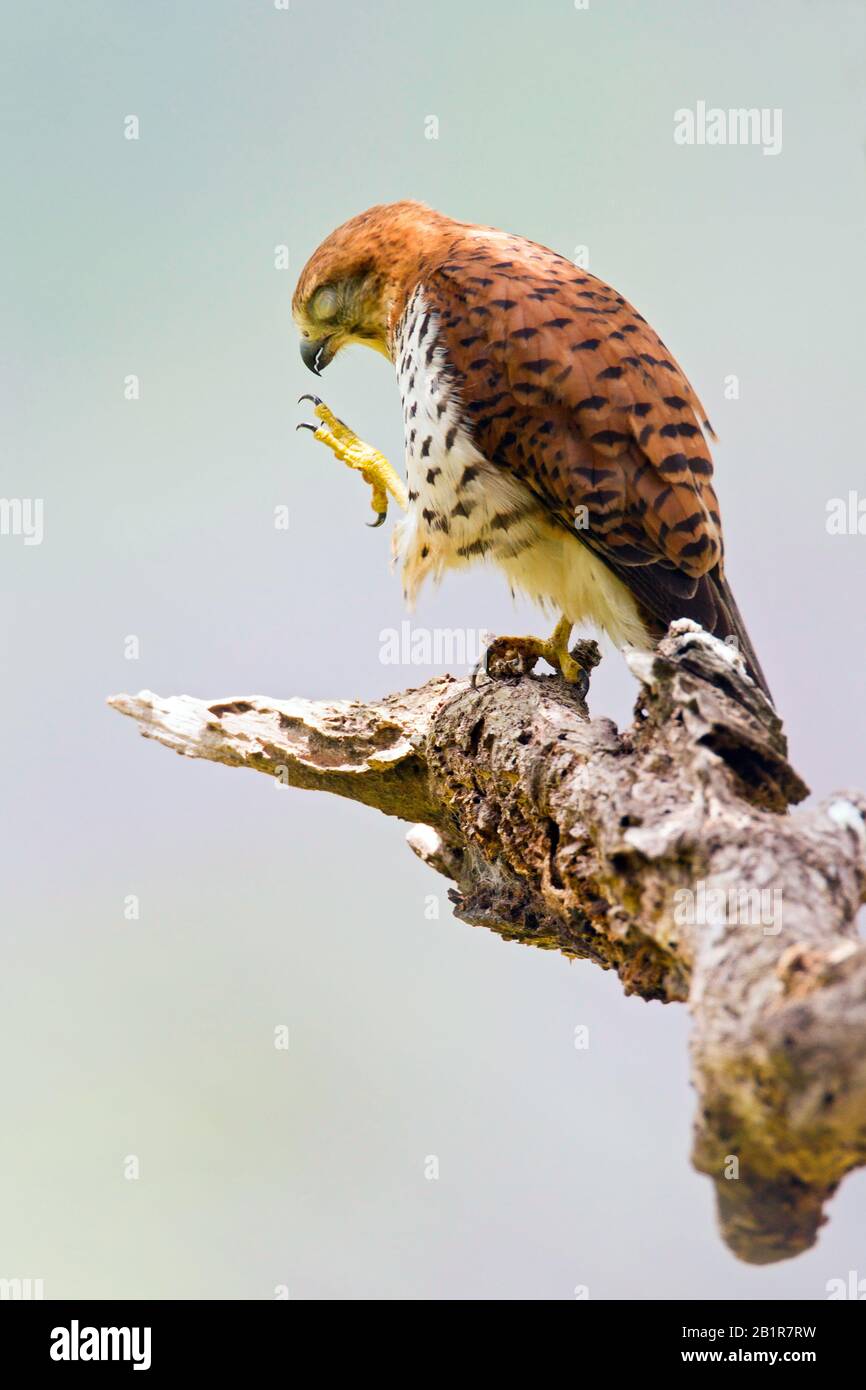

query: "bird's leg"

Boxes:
[478, 616, 601, 697]
[297, 396, 407, 527]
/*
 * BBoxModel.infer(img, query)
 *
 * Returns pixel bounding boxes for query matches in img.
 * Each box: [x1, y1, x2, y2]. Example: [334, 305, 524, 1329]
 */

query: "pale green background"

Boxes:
[1, 0, 864, 1299]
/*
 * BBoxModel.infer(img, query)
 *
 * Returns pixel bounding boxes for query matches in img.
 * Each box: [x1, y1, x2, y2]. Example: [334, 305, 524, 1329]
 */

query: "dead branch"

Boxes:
[108, 621, 866, 1265]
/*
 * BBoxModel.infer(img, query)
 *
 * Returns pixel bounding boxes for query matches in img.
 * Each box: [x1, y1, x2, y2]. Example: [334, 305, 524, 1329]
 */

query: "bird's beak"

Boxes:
[300, 335, 336, 376]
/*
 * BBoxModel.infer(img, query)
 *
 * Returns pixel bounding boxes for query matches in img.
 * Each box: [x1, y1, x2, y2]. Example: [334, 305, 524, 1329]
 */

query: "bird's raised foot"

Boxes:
[297, 396, 408, 527]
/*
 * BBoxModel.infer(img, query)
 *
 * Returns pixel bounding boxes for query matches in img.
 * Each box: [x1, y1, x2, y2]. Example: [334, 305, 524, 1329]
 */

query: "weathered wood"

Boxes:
[109, 620, 866, 1265]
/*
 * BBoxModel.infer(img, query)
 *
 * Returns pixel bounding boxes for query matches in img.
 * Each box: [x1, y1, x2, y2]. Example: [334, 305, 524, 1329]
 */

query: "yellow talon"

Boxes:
[477, 616, 601, 694]
[297, 396, 407, 524]
[543, 615, 582, 682]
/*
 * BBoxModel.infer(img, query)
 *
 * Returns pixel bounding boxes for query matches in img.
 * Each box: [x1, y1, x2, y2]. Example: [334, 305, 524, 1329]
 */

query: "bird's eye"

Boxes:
[312, 286, 339, 322]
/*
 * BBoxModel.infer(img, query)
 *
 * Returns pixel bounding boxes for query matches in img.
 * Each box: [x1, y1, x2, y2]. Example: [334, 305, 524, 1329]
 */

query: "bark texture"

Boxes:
[108, 621, 866, 1265]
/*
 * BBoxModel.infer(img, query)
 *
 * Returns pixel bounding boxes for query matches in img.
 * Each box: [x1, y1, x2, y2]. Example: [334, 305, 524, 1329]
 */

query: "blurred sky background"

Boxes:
[1, 0, 864, 1299]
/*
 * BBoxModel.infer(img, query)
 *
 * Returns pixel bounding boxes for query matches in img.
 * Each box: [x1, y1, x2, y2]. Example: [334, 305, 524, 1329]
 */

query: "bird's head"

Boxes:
[292, 201, 447, 375]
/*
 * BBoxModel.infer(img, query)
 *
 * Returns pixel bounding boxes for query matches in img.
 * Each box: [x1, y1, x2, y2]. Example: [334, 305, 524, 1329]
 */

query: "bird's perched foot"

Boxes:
[297, 396, 408, 527]
[477, 617, 601, 699]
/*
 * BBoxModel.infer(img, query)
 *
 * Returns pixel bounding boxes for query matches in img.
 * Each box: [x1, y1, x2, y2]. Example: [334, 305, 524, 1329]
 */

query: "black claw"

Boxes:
[298, 394, 322, 407]
[296, 422, 317, 433]
[471, 639, 498, 688]
[367, 512, 387, 528]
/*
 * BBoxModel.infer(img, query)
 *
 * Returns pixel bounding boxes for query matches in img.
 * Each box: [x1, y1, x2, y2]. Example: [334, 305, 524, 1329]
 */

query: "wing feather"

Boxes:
[424, 231, 770, 698]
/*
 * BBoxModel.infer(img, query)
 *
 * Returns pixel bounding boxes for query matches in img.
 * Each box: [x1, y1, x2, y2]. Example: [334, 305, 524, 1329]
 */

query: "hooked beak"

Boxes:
[300, 335, 336, 376]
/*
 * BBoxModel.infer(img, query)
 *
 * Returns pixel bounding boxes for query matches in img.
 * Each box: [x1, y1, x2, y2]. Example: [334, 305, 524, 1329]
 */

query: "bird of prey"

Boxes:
[293, 201, 771, 700]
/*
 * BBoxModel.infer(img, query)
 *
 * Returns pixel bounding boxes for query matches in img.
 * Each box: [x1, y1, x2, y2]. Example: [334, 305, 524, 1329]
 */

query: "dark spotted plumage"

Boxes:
[416, 230, 769, 696]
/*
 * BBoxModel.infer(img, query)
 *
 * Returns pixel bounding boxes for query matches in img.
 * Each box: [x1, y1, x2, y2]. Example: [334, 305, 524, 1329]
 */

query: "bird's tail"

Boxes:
[710, 572, 773, 705]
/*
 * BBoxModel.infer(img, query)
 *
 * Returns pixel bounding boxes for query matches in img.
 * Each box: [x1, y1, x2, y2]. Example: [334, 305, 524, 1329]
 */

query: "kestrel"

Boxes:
[293, 201, 771, 700]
